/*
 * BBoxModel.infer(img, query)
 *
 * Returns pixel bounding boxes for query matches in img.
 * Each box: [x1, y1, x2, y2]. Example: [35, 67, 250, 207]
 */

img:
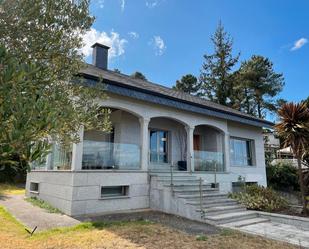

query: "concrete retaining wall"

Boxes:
[26, 171, 150, 216]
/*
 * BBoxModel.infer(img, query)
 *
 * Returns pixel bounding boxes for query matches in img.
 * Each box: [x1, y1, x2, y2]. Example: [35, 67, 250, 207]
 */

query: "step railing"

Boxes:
[199, 177, 206, 218]
[170, 163, 174, 196]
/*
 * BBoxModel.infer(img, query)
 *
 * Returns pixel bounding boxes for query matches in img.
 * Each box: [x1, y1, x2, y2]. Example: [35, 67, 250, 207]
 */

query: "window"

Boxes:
[100, 186, 129, 198]
[30, 182, 39, 193]
[230, 138, 254, 166]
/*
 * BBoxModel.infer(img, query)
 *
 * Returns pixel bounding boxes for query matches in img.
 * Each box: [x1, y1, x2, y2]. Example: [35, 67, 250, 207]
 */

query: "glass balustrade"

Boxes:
[194, 150, 225, 172]
[82, 140, 140, 170]
[51, 144, 72, 170]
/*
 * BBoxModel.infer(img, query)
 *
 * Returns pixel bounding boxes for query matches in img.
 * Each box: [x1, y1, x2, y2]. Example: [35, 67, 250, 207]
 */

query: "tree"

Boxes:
[200, 22, 240, 106]
[275, 102, 309, 214]
[235, 56, 284, 118]
[131, 71, 147, 81]
[304, 96, 309, 107]
[0, 0, 111, 168]
[173, 74, 201, 95]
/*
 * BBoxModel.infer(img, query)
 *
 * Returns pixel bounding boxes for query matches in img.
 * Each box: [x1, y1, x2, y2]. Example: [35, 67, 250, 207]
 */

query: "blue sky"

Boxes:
[83, 0, 309, 106]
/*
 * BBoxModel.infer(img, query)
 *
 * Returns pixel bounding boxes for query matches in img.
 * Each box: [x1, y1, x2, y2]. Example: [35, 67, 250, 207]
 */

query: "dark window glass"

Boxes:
[101, 186, 128, 198]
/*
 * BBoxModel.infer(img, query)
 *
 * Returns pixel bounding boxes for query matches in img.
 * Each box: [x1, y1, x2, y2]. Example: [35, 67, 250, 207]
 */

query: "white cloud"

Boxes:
[98, 0, 104, 9]
[150, 35, 166, 56]
[120, 0, 125, 12]
[81, 28, 127, 59]
[128, 31, 139, 39]
[146, 0, 159, 8]
[291, 38, 308, 51]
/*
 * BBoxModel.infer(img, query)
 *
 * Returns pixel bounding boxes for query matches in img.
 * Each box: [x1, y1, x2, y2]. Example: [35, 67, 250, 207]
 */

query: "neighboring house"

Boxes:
[26, 43, 273, 217]
[263, 130, 280, 152]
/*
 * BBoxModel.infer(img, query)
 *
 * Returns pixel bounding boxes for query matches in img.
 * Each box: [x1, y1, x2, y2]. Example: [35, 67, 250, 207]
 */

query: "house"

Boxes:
[26, 43, 273, 219]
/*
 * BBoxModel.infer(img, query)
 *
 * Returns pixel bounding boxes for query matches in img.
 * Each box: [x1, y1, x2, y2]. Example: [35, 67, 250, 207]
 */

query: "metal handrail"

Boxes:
[170, 163, 174, 196]
[199, 177, 206, 218]
[214, 162, 217, 189]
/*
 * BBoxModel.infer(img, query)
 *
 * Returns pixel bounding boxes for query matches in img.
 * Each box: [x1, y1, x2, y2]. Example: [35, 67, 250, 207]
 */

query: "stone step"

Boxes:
[164, 183, 213, 188]
[178, 193, 228, 199]
[205, 211, 258, 225]
[173, 187, 218, 193]
[198, 205, 247, 216]
[150, 173, 195, 177]
[157, 179, 202, 183]
[186, 198, 238, 206]
[221, 217, 270, 228]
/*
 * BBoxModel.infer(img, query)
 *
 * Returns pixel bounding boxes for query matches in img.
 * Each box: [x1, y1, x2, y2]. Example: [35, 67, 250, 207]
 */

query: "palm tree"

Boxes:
[275, 102, 309, 214]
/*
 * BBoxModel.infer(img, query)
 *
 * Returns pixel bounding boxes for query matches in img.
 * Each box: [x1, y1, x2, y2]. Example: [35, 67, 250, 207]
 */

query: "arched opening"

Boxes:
[82, 108, 141, 170]
[193, 125, 225, 172]
[148, 117, 187, 171]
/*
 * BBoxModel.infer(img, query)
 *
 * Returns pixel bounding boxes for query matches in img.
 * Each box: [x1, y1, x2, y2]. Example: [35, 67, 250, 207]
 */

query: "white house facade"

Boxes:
[26, 43, 273, 219]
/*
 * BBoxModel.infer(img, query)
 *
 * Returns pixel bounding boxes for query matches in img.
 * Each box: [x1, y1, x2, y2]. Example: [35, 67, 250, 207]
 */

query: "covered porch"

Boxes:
[34, 108, 228, 173]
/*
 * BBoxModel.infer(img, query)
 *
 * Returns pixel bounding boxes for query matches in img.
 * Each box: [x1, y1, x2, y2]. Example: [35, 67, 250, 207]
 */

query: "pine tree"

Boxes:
[173, 74, 201, 96]
[200, 22, 239, 106]
[236, 55, 284, 118]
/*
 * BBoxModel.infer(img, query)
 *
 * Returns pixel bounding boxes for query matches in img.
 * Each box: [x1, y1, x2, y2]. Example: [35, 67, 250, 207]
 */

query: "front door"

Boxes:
[150, 130, 168, 164]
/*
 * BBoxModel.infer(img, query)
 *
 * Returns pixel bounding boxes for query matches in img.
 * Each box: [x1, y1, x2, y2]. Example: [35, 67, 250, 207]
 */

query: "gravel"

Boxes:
[77, 210, 220, 235]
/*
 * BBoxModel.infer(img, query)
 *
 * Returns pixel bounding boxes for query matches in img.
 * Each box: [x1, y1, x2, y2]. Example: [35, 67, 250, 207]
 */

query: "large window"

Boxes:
[230, 137, 254, 166]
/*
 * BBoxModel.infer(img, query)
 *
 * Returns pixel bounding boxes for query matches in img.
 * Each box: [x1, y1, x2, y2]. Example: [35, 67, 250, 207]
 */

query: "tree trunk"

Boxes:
[297, 158, 308, 214]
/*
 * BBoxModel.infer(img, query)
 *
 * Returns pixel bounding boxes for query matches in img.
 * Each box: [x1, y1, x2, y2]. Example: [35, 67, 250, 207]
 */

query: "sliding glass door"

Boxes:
[150, 130, 168, 164]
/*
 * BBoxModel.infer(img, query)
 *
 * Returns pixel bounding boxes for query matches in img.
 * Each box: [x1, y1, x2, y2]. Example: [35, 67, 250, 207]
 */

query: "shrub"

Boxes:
[266, 162, 299, 191]
[229, 185, 288, 212]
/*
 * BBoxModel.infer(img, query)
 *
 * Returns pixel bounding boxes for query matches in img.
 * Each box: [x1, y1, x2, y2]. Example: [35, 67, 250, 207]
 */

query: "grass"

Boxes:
[0, 183, 25, 196]
[0, 204, 299, 249]
[25, 197, 62, 213]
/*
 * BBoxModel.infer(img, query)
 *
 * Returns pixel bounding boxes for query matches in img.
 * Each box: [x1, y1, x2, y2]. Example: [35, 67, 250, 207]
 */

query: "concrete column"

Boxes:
[139, 117, 150, 171]
[71, 126, 84, 171]
[186, 125, 195, 173]
[224, 132, 231, 172]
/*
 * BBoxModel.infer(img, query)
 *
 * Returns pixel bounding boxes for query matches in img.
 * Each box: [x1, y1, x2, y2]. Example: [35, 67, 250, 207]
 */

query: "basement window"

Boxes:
[100, 186, 129, 198]
[30, 182, 39, 193]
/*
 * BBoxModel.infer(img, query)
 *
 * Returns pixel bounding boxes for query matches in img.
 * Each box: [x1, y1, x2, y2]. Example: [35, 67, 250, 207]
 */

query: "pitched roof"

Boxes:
[80, 63, 274, 128]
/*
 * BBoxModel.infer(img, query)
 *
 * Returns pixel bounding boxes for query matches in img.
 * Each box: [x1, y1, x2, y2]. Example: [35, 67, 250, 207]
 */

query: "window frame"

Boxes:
[29, 182, 39, 194]
[100, 185, 129, 199]
[149, 129, 169, 164]
[230, 137, 255, 167]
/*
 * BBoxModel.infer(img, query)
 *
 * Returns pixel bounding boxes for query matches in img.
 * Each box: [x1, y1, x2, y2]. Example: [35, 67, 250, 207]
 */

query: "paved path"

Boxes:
[0, 195, 80, 231]
[224, 221, 309, 248]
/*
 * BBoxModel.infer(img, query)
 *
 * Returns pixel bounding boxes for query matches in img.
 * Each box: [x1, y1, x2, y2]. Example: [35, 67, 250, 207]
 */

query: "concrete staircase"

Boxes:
[150, 173, 269, 228]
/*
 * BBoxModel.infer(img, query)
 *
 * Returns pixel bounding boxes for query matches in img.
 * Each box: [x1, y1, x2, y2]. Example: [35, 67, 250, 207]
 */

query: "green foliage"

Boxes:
[173, 74, 202, 96]
[0, 0, 112, 169]
[275, 102, 309, 214]
[25, 197, 62, 213]
[199, 22, 240, 106]
[266, 162, 299, 191]
[196, 235, 208, 241]
[229, 185, 288, 212]
[198, 22, 284, 118]
[233, 55, 284, 118]
[131, 71, 147, 81]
